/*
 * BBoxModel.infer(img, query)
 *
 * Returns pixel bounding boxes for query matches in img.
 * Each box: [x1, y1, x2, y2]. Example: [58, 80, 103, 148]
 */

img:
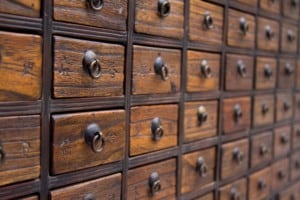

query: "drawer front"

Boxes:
[219, 178, 247, 200]
[227, 9, 255, 48]
[51, 173, 121, 200]
[194, 193, 213, 200]
[189, 0, 224, 45]
[293, 124, 300, 149]
[276, 93, 293, 122]
[21, 196, 38, 200]
[0, 0, 40, 17]
[0, 115, 40, 186]
[132, 45, 181, 95]
[291, 151, 300, 181]
[297, 60, 300, 89]
[283, 0, 299, 20]
[135, 0, 184, 39]
[225, 54, 254, 91]
[222, 97, 251, 134]
[253, 94, 274, 127]
[187, 51, 220, 92]
[53, 0, 127, 31]
[278, 183, 300, 200]
[271, 158, 289, 191]
[274, 126, 291, 158]
[127, 159, 176, 199]
[231, 0, 257, 6]
[130, 104, 178, 156]
[278, 58, 295, 89]
[294, 94, 300, 120]
[257, 17, 279, 51]
[221, 139, 249, 180]
[259, 0, 280, 14]
[251, 131, 273, 168]
[52, 110, 125, 174]
[53, 36, 125, 98]
[181, 147, 216, 194]
[0, 31, 42, 102]
[184, 100, 218, 143]
[281, 23, 298, 53]
[255, 57, 277, 90]
[249, 167, 271, 200]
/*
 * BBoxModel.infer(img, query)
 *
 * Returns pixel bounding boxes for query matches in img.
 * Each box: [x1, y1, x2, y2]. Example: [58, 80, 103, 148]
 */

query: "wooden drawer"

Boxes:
[219, 178, 247, 200]
[135, 0, 184, 39]
[186, 51, 220, 92]
[181, 147, 216, 194]
[278, 183, 300, 200]
[274, 126, 291, 158]
[283, 0, 299, 20]
[222, 97, 251, 134]
[255, 57, 277, 90]
[221, 139, 249, 180]
[253, 94, 274, 127]
[278, 58, 295, 89]
[127, 159, 176, 199]
[257, 17, 279, 51]
[259, 0, 280, 14]
[51, 110, 125, 174]
[0, 115, 40, 186]
[251, 131, 273, 168]
[132, 45, 181, 95]
[194, 193, 213, 200]
[225, 54, 254, 91]
[276, 93, 293, 122]
[130, 104, 178, 156]
[0, 1, 40, 17]
[231, 0, 257, 7]
[53, 0, 127, 31]
[0, 31, 42, 102]
[291, 151, 300, 181]
[281, 23, 298, 53]
[295, 93, 300, 120]
[189, 0, 224, 45]
[293, 124, 300, 149]
[21, 196, 38, 200]
[184, 100, 218, 143]
[271, 158, 289, 191]
[227, 9, 255, 48]
[248, 167, 271, 200]
[53, 36, 125, 98]
[51, 173, 121, 200]
[297, 59, 300, 89]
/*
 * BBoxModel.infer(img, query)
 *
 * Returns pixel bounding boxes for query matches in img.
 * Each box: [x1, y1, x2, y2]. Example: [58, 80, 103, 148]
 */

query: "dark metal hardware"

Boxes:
[234, 104, 243, 122]
[149, 172, 161, 195]
[262, 103, 269, 115]
[151, 117, 164, 141]
[287, 30, 296, 42]
[239, 17, 249, 35]
[230, 188, 241, 200]
[285, 63, 294, 76]
[200, 60, 212, 78]
[237, 60, 247, 77]
[84, 193, 96, 200]
[83, 50, 102, 79]
[158, 0, 170, 17]
[294, 160, 300, 169]
[280, 135, 289, 144]
[203, 13, 213, 29]
[258, 179, 267, 190]
[264, 64, 273, 78]
[278, 170, 286, 179]
[265, 25, 274, 40]
[154, 56, 169, 81]
[197, 105, 207, 125]
[291, 0, 298, 7]
[84, 123, 105, 153]
[196, 157, 208, 177]
[283, 101, 290, 112]
[87, 0, 104, 10]
[297, 129, 300, 137]
[233, 147, 244, 164]
[0, 145, 4, 165]
[260, 144, 269, 156]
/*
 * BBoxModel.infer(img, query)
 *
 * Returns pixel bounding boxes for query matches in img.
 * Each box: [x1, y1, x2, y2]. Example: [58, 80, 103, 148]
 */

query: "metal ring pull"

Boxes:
[237, 60, 247, 77]
[148, 172, 161, 195]
[233, 147, 244, 164]
[197, 105, 208, 125]
[287, 30, 296, 42]
[262, 103, 269, 115]
[264, 64, 273, 78]
[158, 0, 170, 17]
[234, 104, 243, 122]
[87, 0, 104, 10]
[285, 63, 294, 76]
[203, 13, 213, 29]
[278, 170, 286, 179]
[230, 188, 241, 200]
[258, 179, 267, 190]
[283, 101, 290, 112]
[239, 17, 249, 35]
[265, 25, 275, 40]
[259, 144, 269, 156]
[151, 117, 164, 141]
[154, 56, 169, 81]
[84, 123, 105, 153]
[83, 50, 102, 79]
[280, 135, 289, 144]
[0, 146, 4, 165]
[84, 193, 96, 200]
[196, 157, 208, 177]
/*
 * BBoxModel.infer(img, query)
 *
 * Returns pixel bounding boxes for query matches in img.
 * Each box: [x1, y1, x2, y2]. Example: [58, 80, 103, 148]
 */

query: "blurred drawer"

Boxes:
[274, 126, 291, 158]
[278, 58, 295, 89]
[295, 93, 300, 120]
[293, 124, 300, 149]
[278, 182, 300, 200]
[21, 196, 38, 200]
[194, 193, 213, 200]
[257, 17, 279, 51]
[231, 0, 257, 7]
[276, 93, 293, 122]
[248, 167, 271, 200]
[219, 178, 247, 200]
[251, 131, 273, 168]
[283, 0, 299, 20]
[0, 0, 40, 17]
[255, 57, 277, 90]
[259, 0, 280, 14]
[253, 94, 274, 127]
[291, 151, 300, 181]
[271, 158, 289, 191]
[281, 23, 298, 53]
[297, 60, 300, 89]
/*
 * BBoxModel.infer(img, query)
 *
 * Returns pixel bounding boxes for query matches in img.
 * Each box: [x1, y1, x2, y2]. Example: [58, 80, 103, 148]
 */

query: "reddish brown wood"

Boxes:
[281, 23, 298, 53]
[276, 93, 293, 122]
[278, 58, 296, 89]
[291, 151, 300, 181]
[271, 158, 289, 191]
[255, 57, 277, 90]
[231, 0, 257, 7]
[259, 0, 280, 14]
[0, 0, 40, 17]
[294, 93, 300, 120]
[278, 182, 300, 200]
[219, 178, 247, 200]
[248, 167, 271, 200]
[251, 131, 273, 168]
[293, 124, 300, 150]
[283, 0, 299, 20]
[253, 94, 274, 127]
[257, 17, 279, 51]
[194, 193, 213, 200]
[274, 126, 291, 158]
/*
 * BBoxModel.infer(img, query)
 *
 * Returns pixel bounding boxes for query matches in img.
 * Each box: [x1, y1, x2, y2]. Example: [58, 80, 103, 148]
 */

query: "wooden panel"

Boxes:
[52, 110, 125, 174]
[0, 31, 42, 102]
[251, 131, 273, 168]
[259, 0, 280, 14]
[184, 100, 218, 143]
[0, 115, 40, 186]
[294, 93, 300, 120]
[253, 94, 274, 127]
[21, 196, 39, 200]
[53, 0, 127, 31]
[274, 126, 291, 158]
[257, 17, 279, 51]
[293, 124, 300, 149]
[193, 193, 213, 200]
[231, 0, 257, 7]
[127, 159, 176, 200]
[189, 0, 224, 45]
[53, 36, 124, 98]
[130, 104, 178, 156]
[51, 173, 121, 200]
[0, 0, 40, 17]
[187, 51, 220, 92]
[219, 178, 246, 200]
[278, 183, 300, 200]
[278, 58, 295, 89]
[276, 93, 293, 122]
[291, 151, 300, 181]
[255, 57, 277, 90]
[271, 158, 289, 191]
[135, 0, 184, 39]
[283, 0, 299, 20]
[297, 60, 300, 89]
[281, 23, 298, 53]
[132, 45, 181, 95]
[248, 167, 271, 200]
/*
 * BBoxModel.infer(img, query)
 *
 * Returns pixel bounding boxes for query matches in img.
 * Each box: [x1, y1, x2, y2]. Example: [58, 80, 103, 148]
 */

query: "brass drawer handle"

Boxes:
[151, 117, 164, 141]
[287, 30, 296, 42]
[200, 60, 212, 78]
[158, 0, 170, 17]
[265, 25, 275, 40]
[196, 157, 208, 177]
[84, 193, 96, 200]
[259, 144, 269, 156]
[239, 17, 249, 35]
[262, 103, 269, 115]
[285, 63, 294, 76]
[234, 104, 243, 122]
[203, 13, 213, 29]
[84, 123, 105, 153]
[230, 188, 241, 200]
[83, 50, 102, 79]
[278, 170, 286, 179]
[149, 172, 161, 195]
[283, 101, 291, 112]
[87, 0, 104, 10]
[154, 56, 169, 81]
[280, 134, 289, 144]
[264, 64, 273, 78]
[0, 145, 4, 165]
[197, 105, 207, 125]
[291, 0, 299, 7]
[233, 147, 244, 164]
[237, 60, 247, 77]
[258, 179, 267, 190]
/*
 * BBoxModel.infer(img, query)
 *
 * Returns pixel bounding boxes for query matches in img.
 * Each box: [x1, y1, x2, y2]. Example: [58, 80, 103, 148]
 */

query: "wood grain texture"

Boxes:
[219, 178, 246, 200]
[251, 131, 273, 168]
[283, 0, 299, 20]
[248, 167, 271, 200]
[52, 110, 125, 174]
[231, 0, 257, 6]
[278, 182, 300, 200]
[271, 158, 289, 191]
[21, 196, 39, 200]
[181, 147, 216, 194]
[291, 151, 300, 181]
[225, 54, 253, 91]
[53, 36, 124, 98]
[53, 0, 127, 31]
[259, 0, 280, 14]
[278, 58, 295, 89]
[132, 45, 181, 95]
[189, 0, 224, 44]
[276, 93, 293, 122]
[193, 193, 213, 200]
[257, 17, 279, 51]
[186, 51, 220, 92]
[297, 60, 300, 89]
[130, 104, 178, 156]
[294, 94, 300, 120]
[0, 0, 40, 17]
[184, 100, 218, 143]
[127, 159, 176, 200]
[0, 31, 42, 102]
[274, 126, 291, 158]
[281, 23, 298, 53]
[135, 0, 184, 39]
[0, 115, 40, 186]
[51, 173, 121, 200]
[255, 57, 277, 90]
[293, 124, 300, 149]
[253, 94, 274, 127]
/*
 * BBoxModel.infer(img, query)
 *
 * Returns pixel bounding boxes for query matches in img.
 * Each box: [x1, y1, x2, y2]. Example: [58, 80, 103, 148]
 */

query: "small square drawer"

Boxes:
[135, 0, 184, 39]
[186, 51, 220, 92]
[291, 151, 300, 181]
[257, 17, 279, 51]
[181, 147, 216, 195]
[274, 126, 291, 158]
[130, 104, 178, 156]
[294, 93, 300, 120]
[222, 97, 251, 134]
[253, 94, 274, 127]
[0, 1, 40, 17]
[251, 131, 273, 168]
[281, 23, 298, 53]
[278, 58, 296, 89]
[259, 0, 280, 14]
[231, 0, 257, 7]
[283, 0, 299, 20]
[184, 100, 218, 143]
[51, 110, 125, 174]
[219, 178, 247, 200]
[53, 0, 127, 31]
[227, 9, 255, 49]
[296, 59, 300, 89]
[194, 193, 213, 200]
[0, 31, 42, 102]
[189, 0, 224, 45]
[0, 115, 40, 187]
[248, 167, 271, 200]
[221, 139, 249, 180]
[225, 54, 254, 91]
[127, 159, 176, 199]
[276, 93, 293, 122]
[132, 45, 181, 95]
[51, 173, 121, 199]
[53, 36, 125, 98]
[293, 124, 300, 149]
[271, 158, 289, 191]
[278, 183, 300, 200]
[255, 57, 277, 90]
